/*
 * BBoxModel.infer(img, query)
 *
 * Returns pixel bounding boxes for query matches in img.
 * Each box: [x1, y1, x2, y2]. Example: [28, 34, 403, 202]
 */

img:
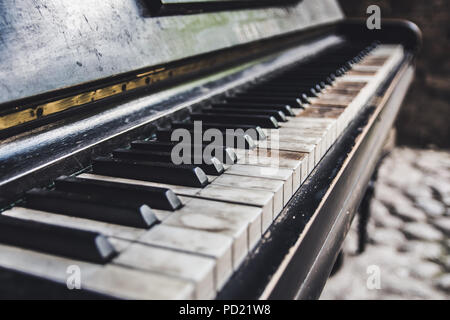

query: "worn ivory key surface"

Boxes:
[162, 195, 262, 267]
[137, 224, 233, 290]
[114, 242, 216, 299]
[0, 243, 196, 299]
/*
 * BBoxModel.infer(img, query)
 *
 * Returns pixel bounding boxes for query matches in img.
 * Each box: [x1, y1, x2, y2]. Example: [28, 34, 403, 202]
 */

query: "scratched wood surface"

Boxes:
[0, 0, 343, 105]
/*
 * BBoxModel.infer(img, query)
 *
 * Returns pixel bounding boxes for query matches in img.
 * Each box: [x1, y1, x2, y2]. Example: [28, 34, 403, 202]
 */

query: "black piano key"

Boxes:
[190, 112, 279, 129]
[171, 121, 267, 140]
[254, 83, 323, 93]
[335, 68, 345, 76]
[211, 102, 294, 116]
[225, 96, 304, 108]
[247, 87, 319, 98]
[92, 157, 209, 188]
[131, 140, 238, 164]
[237, 92, 310, 104]
[203, 107, 287, 122]
[112, 149, 224, 176]
[156, 128, 256, 150]
[281, 72, 337, 80]
[0, 215, 116, 264]
[25, 188, 158, 229]
[54, 176, 182, 211]
[156, 128, 256, 148]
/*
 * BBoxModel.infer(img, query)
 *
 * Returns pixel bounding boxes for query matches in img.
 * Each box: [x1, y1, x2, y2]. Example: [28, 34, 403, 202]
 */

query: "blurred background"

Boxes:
[320, 0, 450, 299]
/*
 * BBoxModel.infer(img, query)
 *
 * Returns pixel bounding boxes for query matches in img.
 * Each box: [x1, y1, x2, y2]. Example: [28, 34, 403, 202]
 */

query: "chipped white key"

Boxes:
[114, 242, 215, 299]
[138, 225, 233, 290]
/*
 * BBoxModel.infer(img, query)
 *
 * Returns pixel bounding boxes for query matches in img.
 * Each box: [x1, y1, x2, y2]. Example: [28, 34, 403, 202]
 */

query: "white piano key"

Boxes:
[114, 242, 215, 299]
[258, 140, 316, 173]
[106, 237, 133, 252]
[176, 196, 262, 251]
[235, 149, 307, 191]
[138, 224, 233, 290]
[2, 207, 146, 241]
[0, 243, 195, 299]
[280, 125, 334, 154]
[273, 134, 323, 163]
[212, 174, 283, 212]
[280, 118, 336, 143]
[197, 185, 274, 231]
[277, 127, 328, 156]
[162, 200, 250, 269]
[224, 164, 293, 213]
[86, 265, 196, 299]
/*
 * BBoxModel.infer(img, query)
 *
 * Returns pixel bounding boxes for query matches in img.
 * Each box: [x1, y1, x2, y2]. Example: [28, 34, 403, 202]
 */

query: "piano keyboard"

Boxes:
[0, 43, 405, 299]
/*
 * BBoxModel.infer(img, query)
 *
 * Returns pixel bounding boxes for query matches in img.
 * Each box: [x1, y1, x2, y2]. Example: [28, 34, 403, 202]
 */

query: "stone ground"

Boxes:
[320, 147, 450, 299]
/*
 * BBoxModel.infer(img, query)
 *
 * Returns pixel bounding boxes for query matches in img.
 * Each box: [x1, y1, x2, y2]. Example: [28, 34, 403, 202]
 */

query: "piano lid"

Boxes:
[0, 0, 343, 105]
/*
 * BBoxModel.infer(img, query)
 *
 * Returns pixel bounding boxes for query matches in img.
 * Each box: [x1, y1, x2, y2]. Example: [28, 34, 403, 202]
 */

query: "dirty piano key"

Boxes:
[0, 244, 195, 299]
[190, 112, 279, 129]
[235, 149, 308, 188]
[248, 85, 321, 98]
[131, 140, 238, 164]
[138, 225, 233, 290]
[224, 164, 293, 214]
[54, 175, 182, 211]
[112, 149, 224, 176]
[211, 102, 294, 116]
[79, 173, 275, 233]
[2, 204, 236, 299]
[92, 157, 209, 187]
[161, 196, 262, 267]
[156, 128, 256, 150]
[3, 206, 219, 299]
[3, 206, 148, 240]
[256, 135, 316, 172]
[298, 106, 344, 119]
[280, 118, 337, 145]
[170, 121, 267, 140]
[202, 107, 287, 122]
[0, 215, 116, 264]
[24, 188, 158, 229]
[276, 127, 329, 157]
[262, 130, 324, 163]
[114, 243, 215, 299]
[195, 185, 274, 231]
[236, 91, 311, 104]
[212, 174, 284, 214]
[225, 96, 304, 109]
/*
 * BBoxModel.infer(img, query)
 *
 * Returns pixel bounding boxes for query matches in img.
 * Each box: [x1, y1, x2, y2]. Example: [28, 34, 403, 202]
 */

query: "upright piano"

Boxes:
[0, 0, 421, 299]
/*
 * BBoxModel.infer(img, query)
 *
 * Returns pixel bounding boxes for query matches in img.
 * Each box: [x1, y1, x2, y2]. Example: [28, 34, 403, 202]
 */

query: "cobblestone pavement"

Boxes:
[320, 147, 450, 299]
